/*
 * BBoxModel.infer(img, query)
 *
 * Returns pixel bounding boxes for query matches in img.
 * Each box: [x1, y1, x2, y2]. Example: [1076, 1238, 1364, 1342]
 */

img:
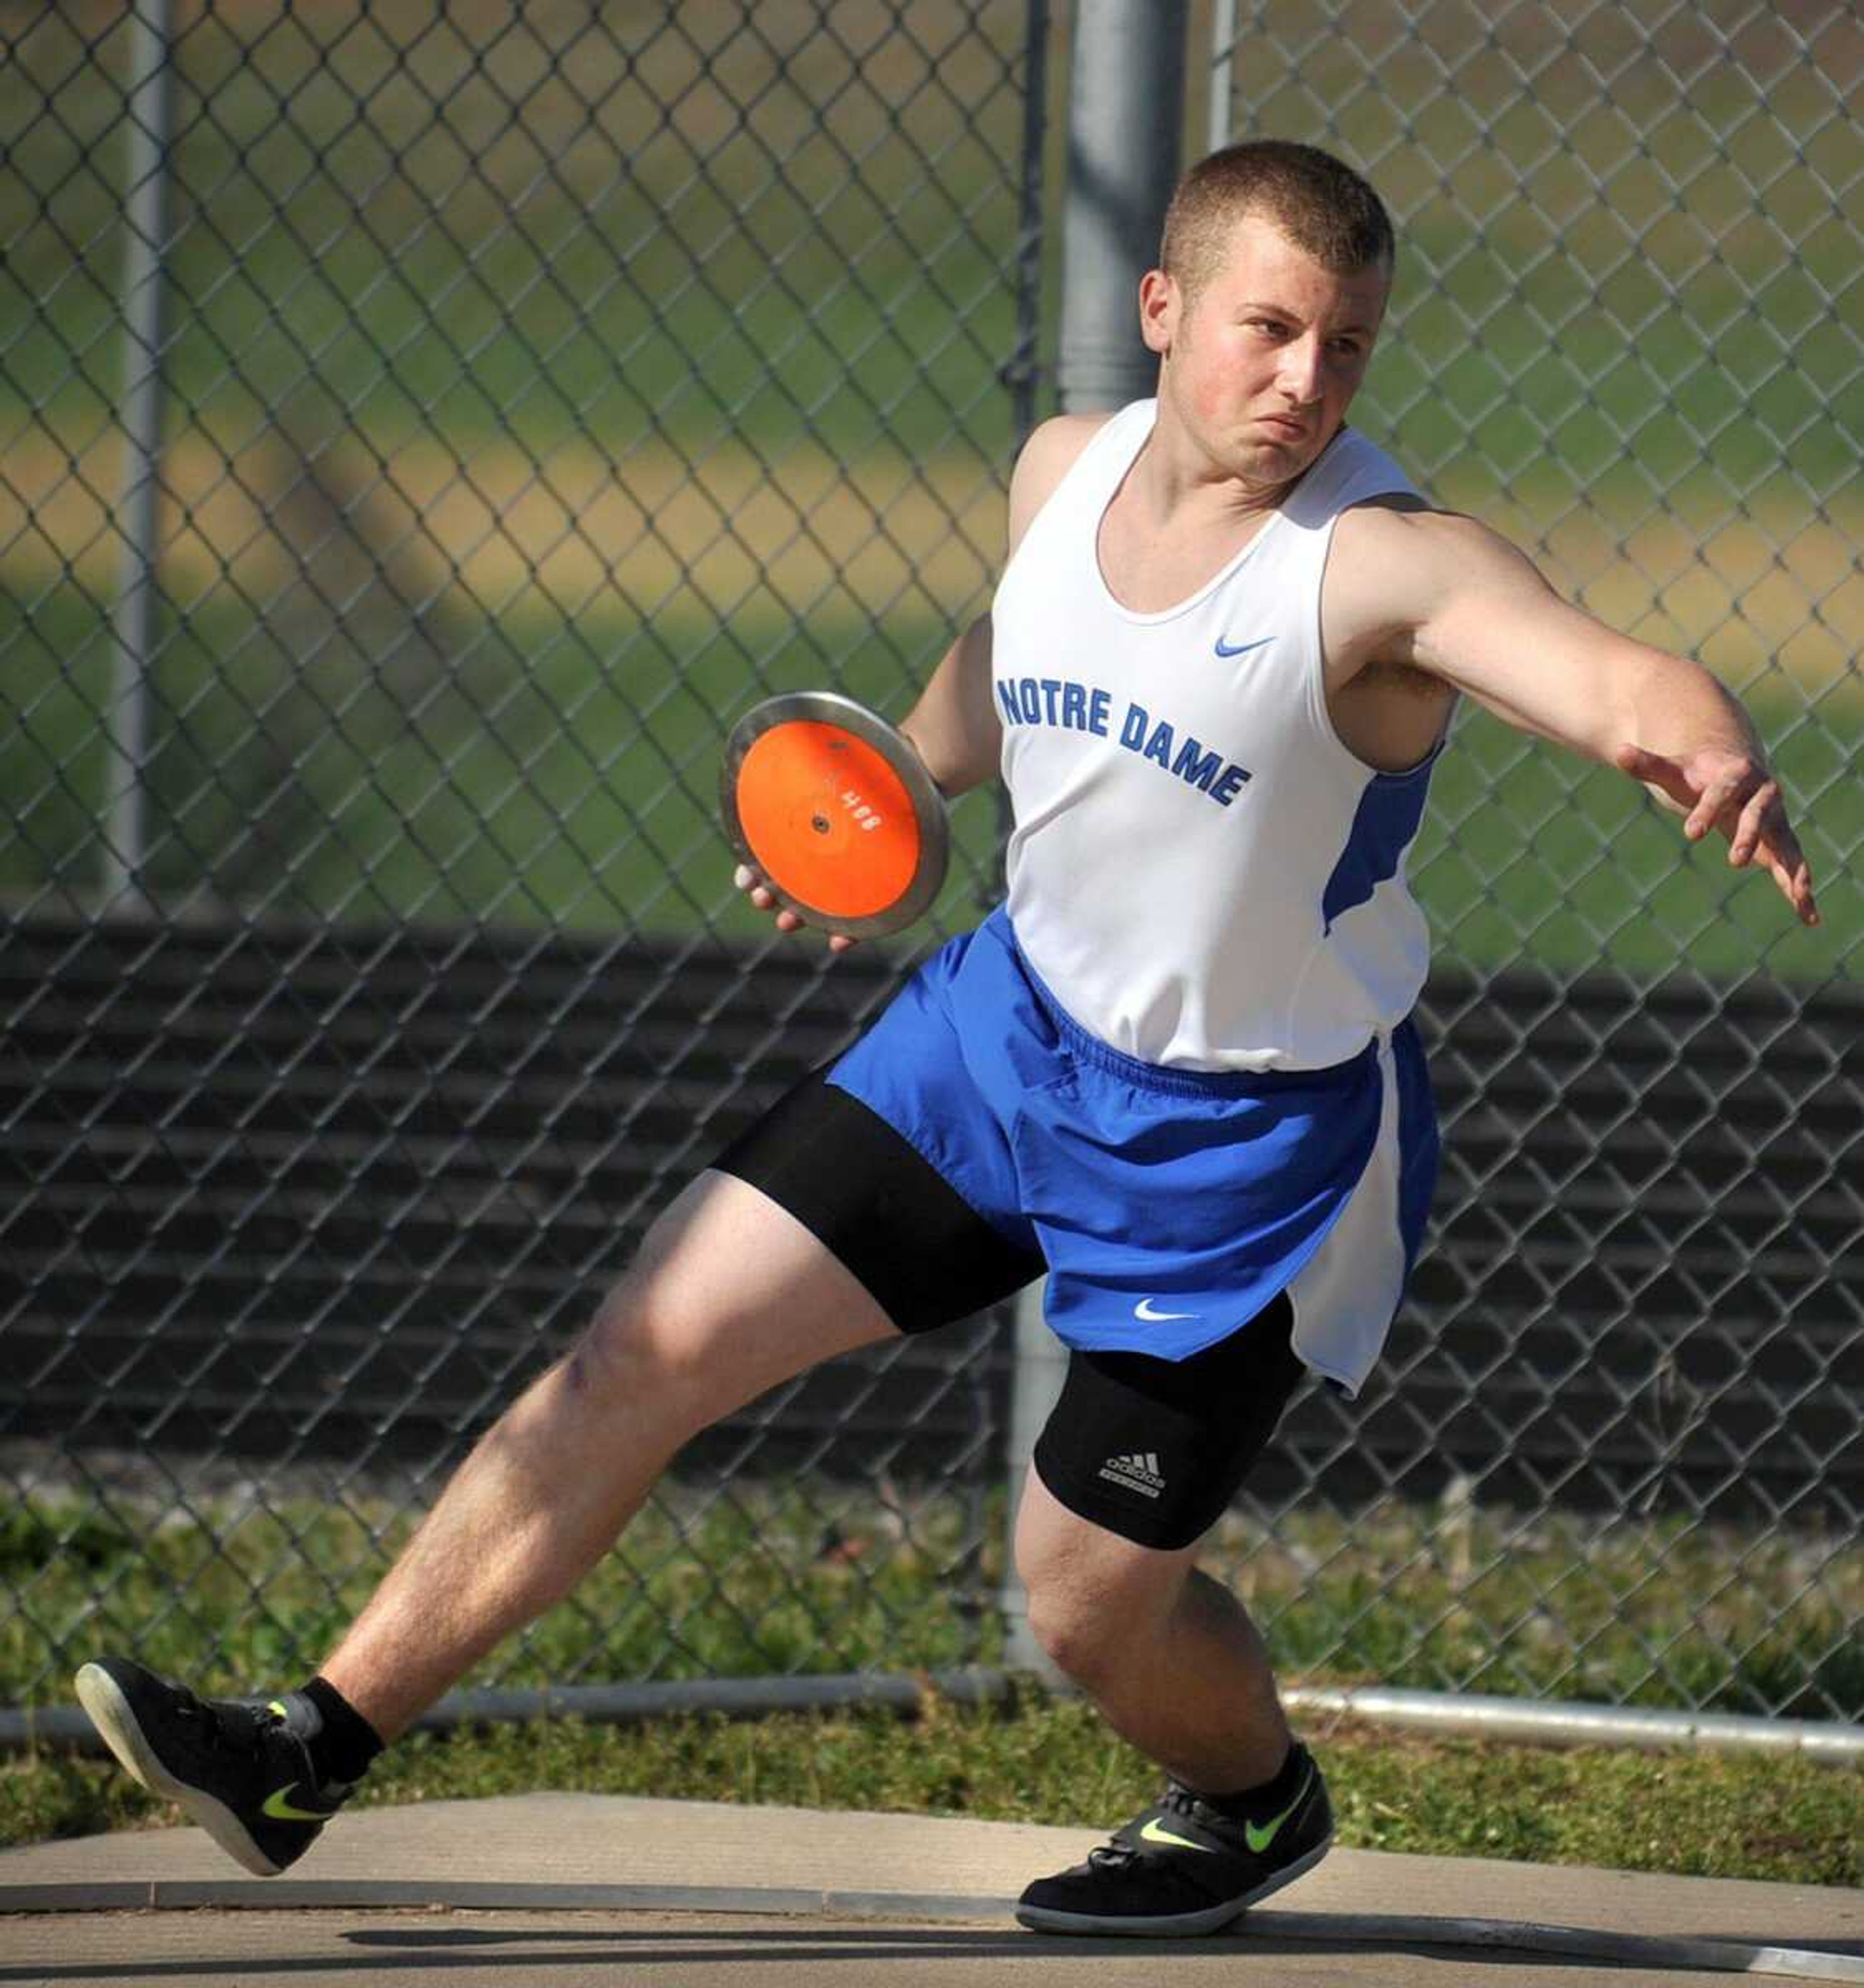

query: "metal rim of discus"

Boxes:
[720, 690, 950, 940]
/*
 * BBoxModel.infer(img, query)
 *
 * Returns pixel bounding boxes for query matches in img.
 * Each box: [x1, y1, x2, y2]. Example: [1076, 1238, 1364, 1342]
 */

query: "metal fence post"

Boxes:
[100, 0, 172, 913]
[1052, 0, 1188, 415]
[997, 0, 1189, 1674]
[1208, 0, 1238, 150]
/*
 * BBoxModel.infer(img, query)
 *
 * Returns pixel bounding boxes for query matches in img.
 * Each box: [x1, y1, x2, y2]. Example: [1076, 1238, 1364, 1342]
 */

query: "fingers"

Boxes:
[1615, 748, 1820, 928]
[1612, 742, 1664, 780]
[1750, 817, 1821, 928]
[1617, 742, 1763, 839]
[733, 862, 777, 915]
[733, 864, 860, 948]
[1692, 774, 1820, 924]
[733, 861, 790, 924]
[1778, 859, 1821, 928]
[1725, 778, 1776, 865]
[1613, 742, 1691, 817]
[1683, 762, 1756, 843]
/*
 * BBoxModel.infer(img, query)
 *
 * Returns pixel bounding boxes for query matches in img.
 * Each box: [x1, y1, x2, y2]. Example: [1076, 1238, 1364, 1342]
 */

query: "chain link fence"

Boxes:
[1201, 0, 1860, 1725]
[2, 0, 1858, 1739]
[2, 0, 1044, 1712]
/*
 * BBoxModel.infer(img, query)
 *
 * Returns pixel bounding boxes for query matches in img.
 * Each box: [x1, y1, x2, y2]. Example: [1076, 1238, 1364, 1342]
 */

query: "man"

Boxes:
[77, 142, 1816, 1938]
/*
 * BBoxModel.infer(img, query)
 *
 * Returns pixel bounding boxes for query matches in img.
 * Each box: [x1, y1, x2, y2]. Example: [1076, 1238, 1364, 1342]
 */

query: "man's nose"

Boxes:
[1278, 336, 1324, 403]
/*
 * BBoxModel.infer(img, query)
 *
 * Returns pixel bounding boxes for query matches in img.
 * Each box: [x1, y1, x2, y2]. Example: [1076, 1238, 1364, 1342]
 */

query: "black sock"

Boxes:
[300, 1676, 385, 1787]
[1196, 1740, 1307, 1822]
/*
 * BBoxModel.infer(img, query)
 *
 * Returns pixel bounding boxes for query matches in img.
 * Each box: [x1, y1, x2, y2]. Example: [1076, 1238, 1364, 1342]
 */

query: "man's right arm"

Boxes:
[899, 413, 1112, 797]
[740, 414, 1109, 942]
[898, 614, 999, 797]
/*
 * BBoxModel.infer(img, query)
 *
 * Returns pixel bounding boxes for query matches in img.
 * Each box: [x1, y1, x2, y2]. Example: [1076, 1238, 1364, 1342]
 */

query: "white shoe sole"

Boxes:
[74, 1662, 282, 1878]
[1014, 1831, 1333, 1938]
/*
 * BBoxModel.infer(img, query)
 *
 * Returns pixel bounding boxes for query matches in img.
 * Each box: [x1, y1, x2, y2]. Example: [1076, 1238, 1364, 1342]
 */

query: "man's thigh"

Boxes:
[585, 1168, 903, 1429]
[591, 1064, 1040, 1433]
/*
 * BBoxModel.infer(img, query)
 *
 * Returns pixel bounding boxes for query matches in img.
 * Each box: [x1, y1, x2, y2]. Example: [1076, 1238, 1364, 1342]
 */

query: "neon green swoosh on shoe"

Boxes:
[262, 1784, 330, 1823]
[1245, 1774, 1311, 1855]
[1138, 1818, 1215, 1854]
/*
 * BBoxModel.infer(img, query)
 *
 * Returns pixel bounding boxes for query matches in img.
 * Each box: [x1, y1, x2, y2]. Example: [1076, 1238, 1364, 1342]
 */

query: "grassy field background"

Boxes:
[7, 1482, 1857, 1734]
[5, 1482, 1859, 1885]
[3, 0, 1858, 979]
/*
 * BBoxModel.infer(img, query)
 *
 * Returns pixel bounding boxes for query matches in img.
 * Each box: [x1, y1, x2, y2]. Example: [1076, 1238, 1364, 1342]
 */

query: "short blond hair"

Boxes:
[1162, 141, 1395, 302]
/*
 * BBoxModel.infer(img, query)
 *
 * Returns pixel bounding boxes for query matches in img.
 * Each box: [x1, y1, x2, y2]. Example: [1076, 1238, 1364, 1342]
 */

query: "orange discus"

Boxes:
[720, 692, 949, 939]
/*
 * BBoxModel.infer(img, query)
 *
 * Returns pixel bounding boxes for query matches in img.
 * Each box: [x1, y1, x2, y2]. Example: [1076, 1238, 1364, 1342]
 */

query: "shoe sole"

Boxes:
[73, 1662, 282, 1878]
[1014, 1831, 1333, 1938]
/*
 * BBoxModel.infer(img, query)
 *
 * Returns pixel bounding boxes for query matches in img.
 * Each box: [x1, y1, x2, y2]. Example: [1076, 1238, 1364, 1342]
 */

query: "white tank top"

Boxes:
[993, 399, 1438, 1072]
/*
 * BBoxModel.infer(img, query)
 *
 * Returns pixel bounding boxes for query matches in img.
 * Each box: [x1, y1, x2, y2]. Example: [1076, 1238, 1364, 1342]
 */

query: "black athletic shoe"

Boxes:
[1016, 1742, 1333, 1937]
[74, 1657, 351, 1876]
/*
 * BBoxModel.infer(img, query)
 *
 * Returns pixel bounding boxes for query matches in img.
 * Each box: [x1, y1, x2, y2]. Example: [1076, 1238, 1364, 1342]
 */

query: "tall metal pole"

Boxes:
[1007, 0, 1052, 450]
[999, 0, 1189, 1676]
[101, 0, 173, 912]
[1209, 0, 1238, 151]
[1052, 0, 1190, 414]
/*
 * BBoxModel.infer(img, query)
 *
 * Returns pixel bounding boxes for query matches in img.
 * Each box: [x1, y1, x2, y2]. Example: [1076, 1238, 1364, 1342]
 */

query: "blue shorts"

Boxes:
[826, 909, 1437, 1394]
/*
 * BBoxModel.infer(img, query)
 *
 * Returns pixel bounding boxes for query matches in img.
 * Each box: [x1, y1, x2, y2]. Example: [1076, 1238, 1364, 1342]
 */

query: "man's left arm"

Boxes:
[1337, 506, 1819, 928]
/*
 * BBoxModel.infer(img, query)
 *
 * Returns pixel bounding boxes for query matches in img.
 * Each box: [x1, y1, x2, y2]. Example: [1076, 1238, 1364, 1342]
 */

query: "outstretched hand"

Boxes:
[734, 864, 860, 952]
[1614, 743, 1819, 928]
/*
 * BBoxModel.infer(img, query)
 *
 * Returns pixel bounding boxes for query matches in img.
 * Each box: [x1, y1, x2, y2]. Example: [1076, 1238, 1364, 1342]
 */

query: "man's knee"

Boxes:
[1015, 1499, 1188, 1690]
[546, 1169, 899, 1446]
[1023, 1584, 1128, 1691]
[558, 1274, 718, 1441]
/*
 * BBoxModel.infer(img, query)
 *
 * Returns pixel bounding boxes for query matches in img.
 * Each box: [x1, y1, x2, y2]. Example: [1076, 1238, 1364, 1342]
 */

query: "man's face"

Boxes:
[1141, 210, 1391, 492]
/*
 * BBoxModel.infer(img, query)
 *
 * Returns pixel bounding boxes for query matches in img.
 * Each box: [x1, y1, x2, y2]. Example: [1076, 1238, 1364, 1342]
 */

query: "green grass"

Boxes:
[6, 1696, 1859, 1889]
[0, 587, 1008, 941]
[3, 1479, 1856, 1884]
[0, 1483, 1002, 1709]
[5, 1484, 1856, 1728]
[1214, 1500, 1864, 1726]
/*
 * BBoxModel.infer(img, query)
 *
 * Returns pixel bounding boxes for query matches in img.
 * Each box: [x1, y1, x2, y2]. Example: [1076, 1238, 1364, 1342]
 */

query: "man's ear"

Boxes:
[1138, 268, 1178, 357]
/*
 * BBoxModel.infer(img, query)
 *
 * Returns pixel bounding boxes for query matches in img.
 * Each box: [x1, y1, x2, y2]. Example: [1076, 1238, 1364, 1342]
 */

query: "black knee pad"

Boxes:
[1032, 1295, 1305, 1551]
